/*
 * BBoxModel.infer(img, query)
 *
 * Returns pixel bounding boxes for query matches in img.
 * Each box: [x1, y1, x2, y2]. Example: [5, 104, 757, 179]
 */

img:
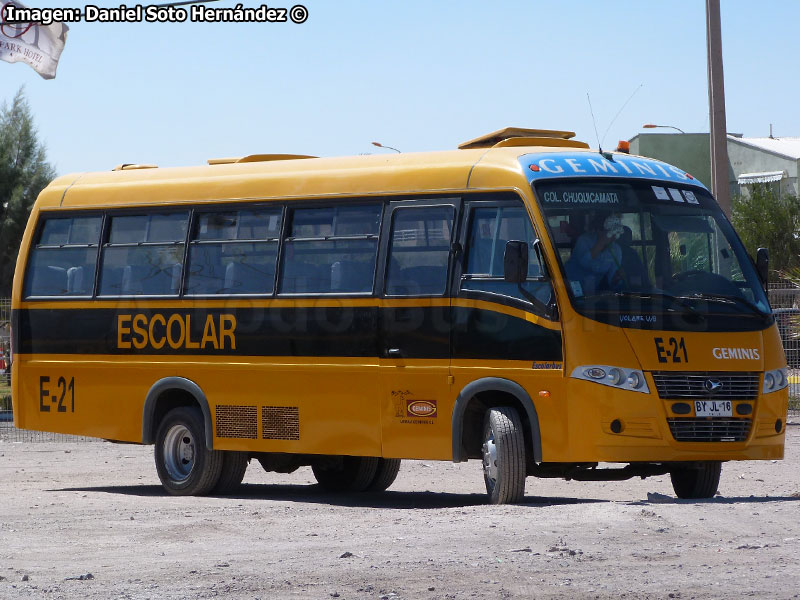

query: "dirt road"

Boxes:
[2, 420, 800, 599]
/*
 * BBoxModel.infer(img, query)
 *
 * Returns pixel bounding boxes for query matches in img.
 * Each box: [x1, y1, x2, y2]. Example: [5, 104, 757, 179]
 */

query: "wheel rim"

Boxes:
[482, 430, 498, 491]
[163, 424, 195, 483]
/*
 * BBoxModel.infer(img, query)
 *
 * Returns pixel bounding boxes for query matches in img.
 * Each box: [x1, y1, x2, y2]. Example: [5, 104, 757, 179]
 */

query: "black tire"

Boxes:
[481, 407, 526, 504]
[212, 451, 249, 494]
[367, 458, 401, 492]
[154, 406, 223, 496]
[670, 461, 722, 499]
[312, 456, 379, 492]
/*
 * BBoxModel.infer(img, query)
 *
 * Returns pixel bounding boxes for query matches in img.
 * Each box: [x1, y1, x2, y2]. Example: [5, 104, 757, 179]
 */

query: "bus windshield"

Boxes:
[534, 179, 772, 331]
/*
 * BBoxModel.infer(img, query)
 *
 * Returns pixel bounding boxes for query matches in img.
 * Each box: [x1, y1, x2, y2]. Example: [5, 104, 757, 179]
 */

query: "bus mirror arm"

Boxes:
[532, 239, 559, 318]
[505, 239, 557, 318]
[756, 247, 769, 290]
[515, 282, 555, 318]
[532, 239, 551, 281]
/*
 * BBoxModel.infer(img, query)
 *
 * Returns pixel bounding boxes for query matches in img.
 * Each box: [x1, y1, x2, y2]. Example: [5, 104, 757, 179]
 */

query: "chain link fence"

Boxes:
[0, 296, 13, 439]
[768, 282, 800, 407]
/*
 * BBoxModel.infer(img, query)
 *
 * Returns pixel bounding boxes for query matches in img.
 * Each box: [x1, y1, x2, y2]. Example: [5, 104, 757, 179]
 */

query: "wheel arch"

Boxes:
[451, 377, 541, 464]
[142, 377, 213, 450]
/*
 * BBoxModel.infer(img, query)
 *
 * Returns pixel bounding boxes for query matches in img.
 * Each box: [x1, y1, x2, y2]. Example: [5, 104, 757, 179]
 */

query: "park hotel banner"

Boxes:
[0, 1, 69, 79]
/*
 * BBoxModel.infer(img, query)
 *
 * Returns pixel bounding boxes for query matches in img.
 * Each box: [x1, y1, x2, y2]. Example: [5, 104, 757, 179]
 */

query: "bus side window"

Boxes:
[461, 205, 553, 312]
[185, 208, 282, 295]
[98, 212, 188, 296]
[385, 206, 454, 296]
[279, 204, 381, 295]
[24, 216, 102, 297]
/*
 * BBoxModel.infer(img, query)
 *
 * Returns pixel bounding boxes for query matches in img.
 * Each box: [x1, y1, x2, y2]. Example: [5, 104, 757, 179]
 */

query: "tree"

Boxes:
[0, 88, 56, 296]
[731, 184, 800, 279]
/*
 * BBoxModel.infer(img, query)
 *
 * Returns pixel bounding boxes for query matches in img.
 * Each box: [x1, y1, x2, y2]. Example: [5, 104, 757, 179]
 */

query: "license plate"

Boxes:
[694, 400, 732, 417]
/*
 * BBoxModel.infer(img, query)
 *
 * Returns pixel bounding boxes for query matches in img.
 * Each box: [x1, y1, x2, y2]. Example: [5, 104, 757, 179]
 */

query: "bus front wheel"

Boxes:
[670, 461, 722, 499]
[482, 407, 526, 504]
[154, 406, 223, 496]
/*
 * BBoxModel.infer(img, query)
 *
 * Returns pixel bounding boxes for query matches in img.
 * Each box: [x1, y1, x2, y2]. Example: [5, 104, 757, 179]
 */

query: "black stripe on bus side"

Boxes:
[18, 306, 380, 357]
[17, 305, 561, 362]
[451, 306, 563, 362]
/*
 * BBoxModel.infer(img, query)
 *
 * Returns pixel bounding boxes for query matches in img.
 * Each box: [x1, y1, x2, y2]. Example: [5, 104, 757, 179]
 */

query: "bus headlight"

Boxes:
[584, 367, 606, 380]
[607, 368, 624, 386]
[626, 371, 644, 389]
[763, 368, 789, 394]
[571, 365, 650, 394]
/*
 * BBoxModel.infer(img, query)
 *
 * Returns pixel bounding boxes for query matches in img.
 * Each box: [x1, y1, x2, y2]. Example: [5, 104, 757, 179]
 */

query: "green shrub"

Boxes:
[731, 186, 800, 277]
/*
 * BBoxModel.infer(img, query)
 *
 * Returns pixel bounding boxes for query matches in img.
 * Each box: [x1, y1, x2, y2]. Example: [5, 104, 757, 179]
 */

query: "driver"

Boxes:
[565, 212, 626, 295]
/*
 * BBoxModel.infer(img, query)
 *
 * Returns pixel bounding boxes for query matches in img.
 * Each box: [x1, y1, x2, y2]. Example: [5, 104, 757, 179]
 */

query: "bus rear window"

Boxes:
[24, 216, 102, 297]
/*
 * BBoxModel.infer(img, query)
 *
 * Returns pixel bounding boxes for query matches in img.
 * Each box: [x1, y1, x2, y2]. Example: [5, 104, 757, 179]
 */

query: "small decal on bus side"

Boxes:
[654, 337, 688, 363]
[407, 400, 437, 418]
[532, 361, 562, 370]
[39, 376, 75, 413]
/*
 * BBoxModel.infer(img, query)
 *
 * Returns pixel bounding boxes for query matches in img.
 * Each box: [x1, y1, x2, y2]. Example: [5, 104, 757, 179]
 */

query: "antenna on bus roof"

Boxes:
[587, 83, 644, 161]
[587, 93, 603, 156]
[600, 83, 643, 150]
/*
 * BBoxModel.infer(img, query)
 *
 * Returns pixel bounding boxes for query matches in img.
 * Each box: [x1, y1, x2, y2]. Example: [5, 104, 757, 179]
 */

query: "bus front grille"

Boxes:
[667, 418, 751, 442]
[651, 372, 759, 400]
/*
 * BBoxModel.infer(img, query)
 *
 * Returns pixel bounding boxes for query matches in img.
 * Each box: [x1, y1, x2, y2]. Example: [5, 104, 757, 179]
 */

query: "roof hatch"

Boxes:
[207, 154, 317, 165]
[112, 164, 158, 171]
[458, 127, 588, 150]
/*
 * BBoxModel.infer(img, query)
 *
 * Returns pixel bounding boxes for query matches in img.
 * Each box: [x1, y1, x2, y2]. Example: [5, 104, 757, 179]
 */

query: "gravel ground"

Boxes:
[1, 417, 799, 600]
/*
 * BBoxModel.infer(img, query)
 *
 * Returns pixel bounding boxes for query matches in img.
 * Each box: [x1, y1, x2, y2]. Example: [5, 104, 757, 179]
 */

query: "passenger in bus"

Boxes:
[564, 212, 626, 295]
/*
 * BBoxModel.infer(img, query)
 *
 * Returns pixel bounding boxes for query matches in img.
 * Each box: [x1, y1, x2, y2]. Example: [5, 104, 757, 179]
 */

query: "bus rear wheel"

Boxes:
[482, 407, 526, 504]
[312, 456, 379, 492]
[154, 406, 223, 496]
[670, 461, 722, 499]
[368, 458, 401, 492]
[212, 451, 249, 494]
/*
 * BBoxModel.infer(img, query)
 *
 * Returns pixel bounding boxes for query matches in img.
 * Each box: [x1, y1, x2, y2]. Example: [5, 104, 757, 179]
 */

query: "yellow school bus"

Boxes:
[11, 127, 788, 503]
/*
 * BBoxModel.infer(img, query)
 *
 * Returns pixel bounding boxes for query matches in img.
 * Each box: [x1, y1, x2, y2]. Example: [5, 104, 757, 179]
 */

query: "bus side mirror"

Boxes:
[756, 247, 769, 289]
[504, 240, 528, 283]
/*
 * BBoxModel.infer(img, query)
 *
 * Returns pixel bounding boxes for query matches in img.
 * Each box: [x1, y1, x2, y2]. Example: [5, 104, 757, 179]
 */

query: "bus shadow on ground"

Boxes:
[52, 483, 607, 509]
[627, 492, 800, 505]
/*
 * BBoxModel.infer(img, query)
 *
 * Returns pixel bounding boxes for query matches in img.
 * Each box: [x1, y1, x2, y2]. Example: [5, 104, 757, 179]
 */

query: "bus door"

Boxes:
[452, 197, 565, 453]
[378, 198, 460, 460]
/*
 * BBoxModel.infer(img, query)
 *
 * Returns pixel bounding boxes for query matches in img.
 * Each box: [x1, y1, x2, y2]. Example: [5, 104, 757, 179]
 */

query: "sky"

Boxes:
[2, 0, 799, 177]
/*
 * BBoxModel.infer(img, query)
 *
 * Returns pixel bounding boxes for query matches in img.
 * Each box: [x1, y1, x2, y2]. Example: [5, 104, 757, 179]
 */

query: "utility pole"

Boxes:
[706, 0, 731, 216]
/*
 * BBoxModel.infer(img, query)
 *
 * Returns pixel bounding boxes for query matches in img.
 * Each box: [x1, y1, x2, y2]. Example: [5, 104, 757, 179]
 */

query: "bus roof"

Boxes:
[38, 144, 705, 210]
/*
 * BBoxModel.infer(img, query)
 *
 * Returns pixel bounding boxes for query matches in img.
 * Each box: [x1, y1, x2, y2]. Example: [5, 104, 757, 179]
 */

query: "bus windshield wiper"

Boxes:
[680, 292, 769, 317]
[584, 290, 703, 318]
[612, 291, 703, 317]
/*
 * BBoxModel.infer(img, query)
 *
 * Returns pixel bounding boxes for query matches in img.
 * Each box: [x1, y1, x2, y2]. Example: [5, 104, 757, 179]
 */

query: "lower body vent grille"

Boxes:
[667, 418, 751, 442]
[216, 405, 258, 439]
[262, 406, 300, 441]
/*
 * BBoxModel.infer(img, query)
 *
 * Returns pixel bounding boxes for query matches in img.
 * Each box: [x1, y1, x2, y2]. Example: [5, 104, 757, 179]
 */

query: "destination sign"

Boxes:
[520, 153, 708, 190]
